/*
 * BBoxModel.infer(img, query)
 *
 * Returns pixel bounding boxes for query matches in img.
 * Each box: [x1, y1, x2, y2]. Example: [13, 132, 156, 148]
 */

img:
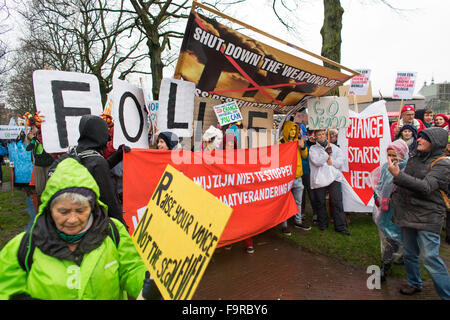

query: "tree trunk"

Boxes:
[149, 37, 164, 100]
[320, 0, 343, 71]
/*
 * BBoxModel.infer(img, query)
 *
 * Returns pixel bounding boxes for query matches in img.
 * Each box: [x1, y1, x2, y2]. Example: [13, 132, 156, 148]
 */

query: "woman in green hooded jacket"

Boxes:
[0, 157, 148, 300]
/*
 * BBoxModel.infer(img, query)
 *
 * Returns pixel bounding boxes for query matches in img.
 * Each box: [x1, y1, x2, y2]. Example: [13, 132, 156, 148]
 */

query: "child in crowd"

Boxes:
[397, 124, 418, 153]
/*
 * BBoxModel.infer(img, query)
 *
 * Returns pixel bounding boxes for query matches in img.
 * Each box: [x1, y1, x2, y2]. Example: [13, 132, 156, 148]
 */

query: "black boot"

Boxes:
[380, 263, 391, 282]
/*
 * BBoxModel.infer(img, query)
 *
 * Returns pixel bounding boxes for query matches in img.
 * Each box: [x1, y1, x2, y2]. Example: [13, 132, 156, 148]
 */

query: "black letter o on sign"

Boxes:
[119, 91, 144, 143]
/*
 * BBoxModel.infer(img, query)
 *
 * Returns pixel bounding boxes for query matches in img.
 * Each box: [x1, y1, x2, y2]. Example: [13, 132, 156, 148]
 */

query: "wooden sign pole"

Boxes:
[397, 98, 404, 123]
[353, 95, 358, 113]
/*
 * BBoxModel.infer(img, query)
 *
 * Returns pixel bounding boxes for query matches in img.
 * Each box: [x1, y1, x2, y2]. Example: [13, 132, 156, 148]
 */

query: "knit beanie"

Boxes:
[387, 139, 409, 160]
[401, 104, 415, 114]
[49, 187, 97, 211]
[158, 131, 179, 150]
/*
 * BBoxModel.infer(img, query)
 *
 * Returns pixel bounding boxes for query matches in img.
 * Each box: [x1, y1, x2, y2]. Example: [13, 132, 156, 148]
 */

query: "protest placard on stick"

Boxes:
[112, 78, 149, 149]
[132, 164, 232, 300]
[393, 71, 416, 100]
[33, 70, 103, 153]
[213, 101, 243, 127]
[307, 96, 350, 130]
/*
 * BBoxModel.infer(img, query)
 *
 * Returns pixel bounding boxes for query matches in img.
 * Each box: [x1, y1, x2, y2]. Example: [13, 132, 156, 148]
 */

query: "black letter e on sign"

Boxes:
[51, 80, 92, 149]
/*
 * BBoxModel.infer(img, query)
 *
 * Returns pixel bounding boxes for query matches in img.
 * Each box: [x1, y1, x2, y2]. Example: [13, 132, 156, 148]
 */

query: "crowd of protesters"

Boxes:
[0, 103, 449, 300]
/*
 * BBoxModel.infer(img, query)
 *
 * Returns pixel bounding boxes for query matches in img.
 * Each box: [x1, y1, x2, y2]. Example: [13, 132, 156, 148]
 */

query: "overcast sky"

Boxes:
[220, 0, 450, 98]
[5, 0, 450, 99]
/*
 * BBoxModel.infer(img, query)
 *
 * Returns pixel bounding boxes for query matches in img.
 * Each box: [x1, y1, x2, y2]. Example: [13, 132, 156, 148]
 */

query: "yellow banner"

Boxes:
[132, 164, 232, 300]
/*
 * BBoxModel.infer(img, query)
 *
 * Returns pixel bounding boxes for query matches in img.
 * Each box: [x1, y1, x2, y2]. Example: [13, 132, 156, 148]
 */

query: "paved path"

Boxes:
[2, 179, 445, 300]
[194, 228, 445, 300]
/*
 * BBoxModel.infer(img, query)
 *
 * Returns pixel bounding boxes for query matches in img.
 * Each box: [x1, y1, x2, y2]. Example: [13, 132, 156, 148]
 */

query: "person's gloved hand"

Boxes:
[325, 146, 332, 155]
[118, 144, 131, 153]
[142, 271, 163, 300]
[374, 197, 381, 207]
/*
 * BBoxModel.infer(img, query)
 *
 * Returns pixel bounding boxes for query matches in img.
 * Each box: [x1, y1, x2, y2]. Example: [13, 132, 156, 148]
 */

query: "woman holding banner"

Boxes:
[370, 139, 409, 282]
[222, 132, 255, 254]
[279, 121, 311, 235]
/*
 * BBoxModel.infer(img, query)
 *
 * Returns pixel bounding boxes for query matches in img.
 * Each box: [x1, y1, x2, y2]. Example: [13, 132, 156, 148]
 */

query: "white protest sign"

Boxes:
[0, 126, 25, 140]
[213, 101, 243, 126]
[349, 69, 371, 96]
[392, 71, 417, 100]
[33, 70, 103, 153]
[112, 78, 149, 149]
[307, 96, 350, 129]
[338, 100, 391, 212]
[157, 78, 195, 138]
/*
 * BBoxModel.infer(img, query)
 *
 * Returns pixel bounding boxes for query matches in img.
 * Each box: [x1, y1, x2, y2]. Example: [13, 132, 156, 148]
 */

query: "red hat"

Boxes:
[434, 113, 448, 122]
[401, 105, 415, 114]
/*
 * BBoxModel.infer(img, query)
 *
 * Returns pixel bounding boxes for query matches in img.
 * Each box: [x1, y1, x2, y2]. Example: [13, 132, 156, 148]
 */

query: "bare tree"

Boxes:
[16, 0, 148, 104]
[0, 0, 12, 97]
[269, 0, 406, 70]
[6, 39, 48, 115]
[129, 0, 191, 99]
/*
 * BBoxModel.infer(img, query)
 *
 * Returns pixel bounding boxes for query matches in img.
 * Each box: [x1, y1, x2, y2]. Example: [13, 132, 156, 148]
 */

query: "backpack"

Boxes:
[47, 146, 103, 178]
[430, 156, 450, 211]
[17, 219, 120, 273]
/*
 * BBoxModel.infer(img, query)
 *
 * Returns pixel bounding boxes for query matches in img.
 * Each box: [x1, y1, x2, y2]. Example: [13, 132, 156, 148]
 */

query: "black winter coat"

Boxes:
[76, 115, 125, 225]
[391, 127, 450, 234]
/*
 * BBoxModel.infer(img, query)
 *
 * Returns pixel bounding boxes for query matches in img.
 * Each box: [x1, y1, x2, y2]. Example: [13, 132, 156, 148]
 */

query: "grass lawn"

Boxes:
[0, 165, 32, 250]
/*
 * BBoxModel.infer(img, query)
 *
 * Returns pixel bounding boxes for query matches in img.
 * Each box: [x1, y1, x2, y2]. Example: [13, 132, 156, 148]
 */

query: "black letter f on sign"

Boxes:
[51, 80, 92, 149]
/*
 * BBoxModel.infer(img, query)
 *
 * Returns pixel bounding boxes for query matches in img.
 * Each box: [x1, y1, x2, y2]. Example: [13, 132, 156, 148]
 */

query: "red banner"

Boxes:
[123, 142, 298, 247]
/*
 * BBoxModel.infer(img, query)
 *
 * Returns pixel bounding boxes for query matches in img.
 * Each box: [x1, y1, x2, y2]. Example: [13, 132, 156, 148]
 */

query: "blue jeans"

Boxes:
[282, 177, 304, 227]
[402, 227, 450, 300]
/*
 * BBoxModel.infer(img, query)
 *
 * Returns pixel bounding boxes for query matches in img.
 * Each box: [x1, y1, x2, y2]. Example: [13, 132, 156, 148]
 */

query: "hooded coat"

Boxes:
[391, 127, 450, 234]
[75, 115, 124, 223]
[279, 121, 308, 178]
[0, 158, 146, 300]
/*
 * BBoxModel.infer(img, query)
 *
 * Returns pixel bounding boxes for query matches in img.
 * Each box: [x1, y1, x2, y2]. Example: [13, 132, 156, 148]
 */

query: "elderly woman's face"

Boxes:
[51, 198, 91, 235]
